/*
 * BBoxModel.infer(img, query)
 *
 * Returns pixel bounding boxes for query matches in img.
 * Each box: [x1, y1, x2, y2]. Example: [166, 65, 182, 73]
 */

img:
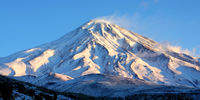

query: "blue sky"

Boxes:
[0, 0, 200, 57]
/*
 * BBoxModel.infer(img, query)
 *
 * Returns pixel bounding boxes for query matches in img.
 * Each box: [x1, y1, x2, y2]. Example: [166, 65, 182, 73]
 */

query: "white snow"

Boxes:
[25, 48, 41, 53]
[0, 67, 12, 76]
[13, 90, 32, 100]
[50, 72, 73, 81]
[29, 49, 55, 72]
[5, 58, 26, 76]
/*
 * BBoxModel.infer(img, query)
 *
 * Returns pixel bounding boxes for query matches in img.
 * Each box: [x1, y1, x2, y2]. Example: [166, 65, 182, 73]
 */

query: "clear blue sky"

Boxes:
[0, 0, 200, 57]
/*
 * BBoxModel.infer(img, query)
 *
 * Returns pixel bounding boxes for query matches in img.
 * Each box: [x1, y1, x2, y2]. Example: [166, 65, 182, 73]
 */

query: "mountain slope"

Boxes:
[0, 19, 200, 97]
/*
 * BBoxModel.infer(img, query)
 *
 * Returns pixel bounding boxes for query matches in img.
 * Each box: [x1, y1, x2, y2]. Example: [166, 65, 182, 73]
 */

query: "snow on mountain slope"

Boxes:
[0, 19, 200, 96]
[47, 74, 191, 97]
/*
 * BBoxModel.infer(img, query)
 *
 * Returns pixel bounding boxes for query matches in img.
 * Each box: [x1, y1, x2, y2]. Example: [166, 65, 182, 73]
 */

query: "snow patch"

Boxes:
[29, 49, 55, 72]
[49, 72, 73, 81]
[0, 67, 12, 76]
[25, 48, 41, 53]
[5, 58, 26, 76]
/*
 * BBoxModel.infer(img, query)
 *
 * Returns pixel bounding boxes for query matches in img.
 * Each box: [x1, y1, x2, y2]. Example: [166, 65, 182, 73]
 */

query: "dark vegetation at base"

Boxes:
[0, 75, 200, 100]
[0, 75, 94, 100]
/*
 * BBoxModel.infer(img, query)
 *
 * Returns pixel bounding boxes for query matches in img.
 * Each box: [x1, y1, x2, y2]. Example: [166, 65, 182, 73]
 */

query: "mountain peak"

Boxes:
[81, 19, 114, 30]
[89, 19, 112, 24]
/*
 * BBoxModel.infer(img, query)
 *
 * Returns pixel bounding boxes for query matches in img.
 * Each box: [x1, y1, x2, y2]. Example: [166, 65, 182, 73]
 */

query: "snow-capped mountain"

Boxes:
[0, 19, 200, 97]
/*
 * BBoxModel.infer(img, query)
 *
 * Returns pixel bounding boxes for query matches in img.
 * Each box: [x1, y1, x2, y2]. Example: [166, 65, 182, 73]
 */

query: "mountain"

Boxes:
[0, 19, 200, 97]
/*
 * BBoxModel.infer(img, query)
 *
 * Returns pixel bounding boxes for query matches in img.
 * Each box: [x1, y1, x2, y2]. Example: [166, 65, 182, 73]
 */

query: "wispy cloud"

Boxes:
[153, 0, 159, 3]
[155, 42, 198, 57]
[96, 14, 199, 57]
[95, 13, 141, 32]
[141, 1, 149, 8]
[141, 0, 159, 8]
